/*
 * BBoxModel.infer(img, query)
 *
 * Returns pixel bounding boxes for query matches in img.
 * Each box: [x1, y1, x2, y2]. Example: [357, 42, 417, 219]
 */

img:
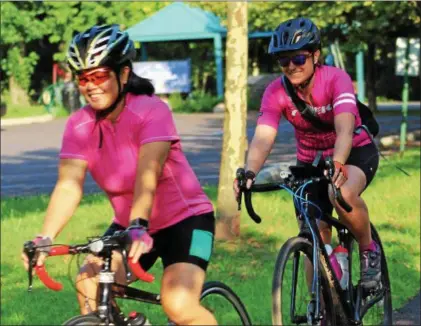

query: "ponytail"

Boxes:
[115, 61, 154, 96]
[125, 70, 155, 96]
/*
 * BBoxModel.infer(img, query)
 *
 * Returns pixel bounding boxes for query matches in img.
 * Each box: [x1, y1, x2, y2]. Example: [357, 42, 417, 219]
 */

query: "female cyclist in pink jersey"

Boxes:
[22, 24, 217, 325]
[234, 17, 381, 290]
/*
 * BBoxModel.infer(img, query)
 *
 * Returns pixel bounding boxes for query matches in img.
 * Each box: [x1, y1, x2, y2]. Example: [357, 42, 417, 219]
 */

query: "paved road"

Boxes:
[394, 292, 421, 325]
[1, 109, 420, 197]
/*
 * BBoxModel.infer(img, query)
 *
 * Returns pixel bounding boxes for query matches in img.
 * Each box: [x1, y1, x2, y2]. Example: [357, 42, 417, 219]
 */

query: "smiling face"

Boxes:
[277, 50, 320, 86]
[77, 66, 130, 111]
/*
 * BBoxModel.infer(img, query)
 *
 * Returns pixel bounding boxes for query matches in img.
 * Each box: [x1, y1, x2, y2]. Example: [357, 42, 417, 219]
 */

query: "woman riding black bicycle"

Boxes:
[21, 24, 217, 325]
[233, 17, 381, 291]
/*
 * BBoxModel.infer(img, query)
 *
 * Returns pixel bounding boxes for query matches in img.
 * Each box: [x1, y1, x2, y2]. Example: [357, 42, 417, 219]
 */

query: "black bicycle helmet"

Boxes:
[67, 24, 136, 72]
[268, 17, 321, 55]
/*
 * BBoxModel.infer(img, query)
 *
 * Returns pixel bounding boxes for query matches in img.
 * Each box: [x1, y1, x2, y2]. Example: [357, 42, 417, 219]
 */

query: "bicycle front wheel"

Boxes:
[272, 236, 337, 325]
[200, 281, 252, 325]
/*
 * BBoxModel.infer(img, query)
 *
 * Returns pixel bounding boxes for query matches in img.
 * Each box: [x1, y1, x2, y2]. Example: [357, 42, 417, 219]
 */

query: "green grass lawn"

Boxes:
[2, 93, 70, 119]
[1, 149, 420, 325]
[3, 103, 70, 119]
[2, 103, 47, 119]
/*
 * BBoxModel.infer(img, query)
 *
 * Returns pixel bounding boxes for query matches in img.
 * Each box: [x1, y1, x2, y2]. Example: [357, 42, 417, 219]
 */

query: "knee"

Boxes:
[339, 186, 359, 204]
[76, 260, 100, 292]
[331, 183, 359, 207]
[161, 290, 199, 325]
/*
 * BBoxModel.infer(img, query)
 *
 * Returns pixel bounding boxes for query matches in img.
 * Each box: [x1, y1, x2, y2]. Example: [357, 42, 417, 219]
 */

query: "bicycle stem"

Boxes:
[98, 252, 113, 322]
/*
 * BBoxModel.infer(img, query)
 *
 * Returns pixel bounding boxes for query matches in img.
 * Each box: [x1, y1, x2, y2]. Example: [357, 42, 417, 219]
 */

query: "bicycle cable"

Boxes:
[360, 125, 411, 177]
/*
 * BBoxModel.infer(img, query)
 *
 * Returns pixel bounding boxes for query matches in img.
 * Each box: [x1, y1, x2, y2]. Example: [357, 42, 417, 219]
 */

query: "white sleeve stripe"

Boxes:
[333, 99, 356, 108]
[335, 93, 355, 101]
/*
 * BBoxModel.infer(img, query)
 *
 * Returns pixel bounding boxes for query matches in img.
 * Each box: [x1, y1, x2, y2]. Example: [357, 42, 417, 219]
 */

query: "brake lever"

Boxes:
[324, 157, 335, 179]
[325, 157, 340, 194]
[121, 249, 132, 281]
[23, 241, 36, 292]
[113, 231, 133, 281]
[324, 157, 352, 212]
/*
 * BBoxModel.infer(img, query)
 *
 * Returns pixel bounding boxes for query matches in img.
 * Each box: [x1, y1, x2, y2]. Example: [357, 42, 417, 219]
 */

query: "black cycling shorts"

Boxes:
[296, 142, 379, 216]
[104, 211, 215, 272]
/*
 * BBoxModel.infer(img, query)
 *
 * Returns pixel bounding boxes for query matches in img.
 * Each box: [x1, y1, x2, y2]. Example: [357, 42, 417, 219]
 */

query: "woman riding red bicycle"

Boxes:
[22, 24, 217, 325]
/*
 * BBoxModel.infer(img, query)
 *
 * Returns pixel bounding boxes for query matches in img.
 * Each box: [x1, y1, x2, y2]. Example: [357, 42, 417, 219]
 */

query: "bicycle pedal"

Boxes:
[127, 312, 150, 326]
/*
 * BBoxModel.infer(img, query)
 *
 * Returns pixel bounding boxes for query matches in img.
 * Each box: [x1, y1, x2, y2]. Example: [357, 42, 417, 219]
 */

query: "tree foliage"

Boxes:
[0, 1, 168, 95]
[1, 1, 419, 99]
[0, 2, 46, 94]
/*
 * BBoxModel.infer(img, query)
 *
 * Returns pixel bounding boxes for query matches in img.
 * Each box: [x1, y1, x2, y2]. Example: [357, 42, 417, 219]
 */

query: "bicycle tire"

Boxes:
[200, 281, 252, 326]
[350, 223, 393, 325]
[272, 236, 337, 325]
[63, 313, 107, 325]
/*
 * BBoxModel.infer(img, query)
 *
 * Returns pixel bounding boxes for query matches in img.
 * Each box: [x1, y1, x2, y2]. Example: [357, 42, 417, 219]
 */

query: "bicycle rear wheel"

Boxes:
[272, 236, 337, 325]
[350, 223, 393, 325]
[63, 313, 105, 325]
[200, 281, 252, 325]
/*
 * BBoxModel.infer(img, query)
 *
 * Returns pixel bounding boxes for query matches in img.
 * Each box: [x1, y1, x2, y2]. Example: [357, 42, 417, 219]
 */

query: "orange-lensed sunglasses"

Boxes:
[76, 68, 112, 87]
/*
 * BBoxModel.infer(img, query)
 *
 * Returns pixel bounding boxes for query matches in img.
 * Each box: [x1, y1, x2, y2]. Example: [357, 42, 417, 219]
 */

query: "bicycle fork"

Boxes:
[297, 194, 324, 325]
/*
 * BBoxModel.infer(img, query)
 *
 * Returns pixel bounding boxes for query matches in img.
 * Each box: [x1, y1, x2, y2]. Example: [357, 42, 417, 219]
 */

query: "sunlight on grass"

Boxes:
[2, 103, 47, 119]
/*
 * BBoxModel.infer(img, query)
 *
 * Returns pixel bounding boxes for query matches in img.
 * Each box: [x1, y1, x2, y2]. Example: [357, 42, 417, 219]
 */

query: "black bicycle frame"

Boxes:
[96, 248, 161, 325]
[295, 202, 386, 325]
[238, 157, 387, 325]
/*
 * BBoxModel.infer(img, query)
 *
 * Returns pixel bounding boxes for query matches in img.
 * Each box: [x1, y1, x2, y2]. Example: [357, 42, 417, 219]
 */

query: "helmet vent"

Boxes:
[282, 32, 289, 44]
[293, 32, 303, 44]
[96, 35, 110, 46]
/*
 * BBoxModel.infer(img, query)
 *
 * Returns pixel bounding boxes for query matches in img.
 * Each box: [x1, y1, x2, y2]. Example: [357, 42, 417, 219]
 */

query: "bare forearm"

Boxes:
[41, 182, 83, 239]
[246, 137, 274, 174]
[333, 133, 353, 164]
[129, 142, 170, 222]
[129, 179, 157, 221]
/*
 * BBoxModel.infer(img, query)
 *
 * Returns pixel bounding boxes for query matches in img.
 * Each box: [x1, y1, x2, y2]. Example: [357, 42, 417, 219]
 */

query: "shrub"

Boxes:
[167, 93, 185, 112]
[168, 91, 220, 113]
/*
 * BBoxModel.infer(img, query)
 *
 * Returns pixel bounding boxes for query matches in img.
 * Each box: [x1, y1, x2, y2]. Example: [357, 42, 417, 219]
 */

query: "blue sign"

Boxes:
[132, 59, 191, 94]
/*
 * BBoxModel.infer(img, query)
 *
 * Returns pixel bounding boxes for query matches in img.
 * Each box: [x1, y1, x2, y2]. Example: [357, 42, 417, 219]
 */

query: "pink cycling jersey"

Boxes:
[60, 93, 213, 234]
[257, 65, 371, 163]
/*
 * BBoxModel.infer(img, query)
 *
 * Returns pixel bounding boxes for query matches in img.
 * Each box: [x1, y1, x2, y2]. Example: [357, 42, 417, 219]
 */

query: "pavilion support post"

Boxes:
[213, 34, 224, 98]
[141, 43, 148, 61]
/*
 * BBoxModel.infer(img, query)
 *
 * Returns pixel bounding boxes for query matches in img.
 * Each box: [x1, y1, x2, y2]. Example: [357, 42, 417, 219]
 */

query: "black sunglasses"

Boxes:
[277, 53, 312, 67]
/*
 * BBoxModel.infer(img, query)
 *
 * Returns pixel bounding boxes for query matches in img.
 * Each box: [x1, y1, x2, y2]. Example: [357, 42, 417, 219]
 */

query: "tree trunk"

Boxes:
[216, 2, 248, 240]
[366, 43, 377, 112]
[9, 76, 30, 106]
[418, 2, 421, 101]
